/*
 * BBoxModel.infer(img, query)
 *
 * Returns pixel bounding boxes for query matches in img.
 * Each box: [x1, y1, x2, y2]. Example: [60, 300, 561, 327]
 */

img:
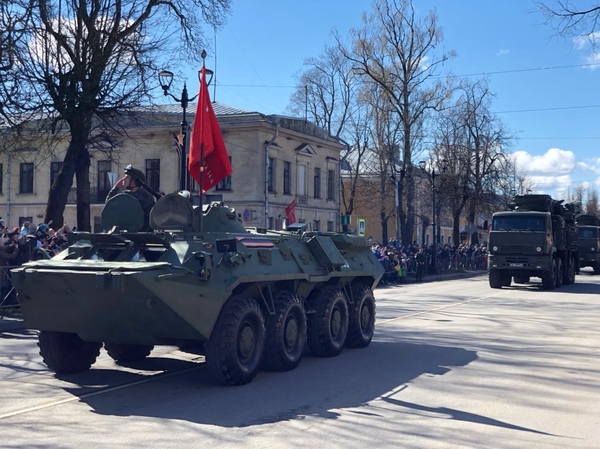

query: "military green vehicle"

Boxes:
[12, 191, 384, 386]
[576, 214, 600, 274]
[488, 194, 579, 290]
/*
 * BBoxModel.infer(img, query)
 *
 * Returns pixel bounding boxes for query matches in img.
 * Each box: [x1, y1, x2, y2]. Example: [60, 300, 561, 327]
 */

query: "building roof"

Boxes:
[146, 102, 253, 116]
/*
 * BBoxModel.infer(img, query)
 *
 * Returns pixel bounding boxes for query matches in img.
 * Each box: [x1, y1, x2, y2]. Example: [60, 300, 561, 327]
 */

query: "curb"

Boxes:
[377, 271, 485, 288]
[0, 317, 26, 332]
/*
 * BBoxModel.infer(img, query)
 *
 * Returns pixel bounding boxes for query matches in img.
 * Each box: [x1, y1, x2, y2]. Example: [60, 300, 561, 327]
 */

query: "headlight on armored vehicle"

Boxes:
[592, 248, 596, 252]
[536, 247, 542, 252]
[492, 246, 498, 252]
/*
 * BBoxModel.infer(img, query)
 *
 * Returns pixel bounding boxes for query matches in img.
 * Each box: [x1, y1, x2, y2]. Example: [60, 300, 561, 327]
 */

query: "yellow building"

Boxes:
[0, 104, 345, 231]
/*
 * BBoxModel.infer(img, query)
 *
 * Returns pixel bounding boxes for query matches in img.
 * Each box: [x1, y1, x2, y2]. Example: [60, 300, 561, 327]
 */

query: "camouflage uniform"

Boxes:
[106, 168, 155, 231]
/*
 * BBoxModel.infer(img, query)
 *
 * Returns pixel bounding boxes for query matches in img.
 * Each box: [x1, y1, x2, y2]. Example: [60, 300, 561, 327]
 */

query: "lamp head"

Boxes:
[419, 160, 426, 171]
[158, 70, 174, 95]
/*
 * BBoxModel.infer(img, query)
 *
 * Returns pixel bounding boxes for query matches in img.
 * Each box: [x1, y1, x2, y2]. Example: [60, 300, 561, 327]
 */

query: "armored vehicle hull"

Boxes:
[13, 195, 384, 385]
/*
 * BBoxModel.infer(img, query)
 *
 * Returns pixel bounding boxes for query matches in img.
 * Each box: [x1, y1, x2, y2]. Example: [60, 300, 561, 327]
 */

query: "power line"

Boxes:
[496, 104, 600, 114]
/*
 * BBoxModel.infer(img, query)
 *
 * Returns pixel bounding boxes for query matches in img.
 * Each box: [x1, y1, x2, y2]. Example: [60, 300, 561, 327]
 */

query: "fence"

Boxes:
[0, 265, 20, 309]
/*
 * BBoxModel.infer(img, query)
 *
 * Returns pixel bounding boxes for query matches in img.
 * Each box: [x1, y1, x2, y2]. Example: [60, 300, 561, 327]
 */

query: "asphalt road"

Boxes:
[1, 271, 599, 448]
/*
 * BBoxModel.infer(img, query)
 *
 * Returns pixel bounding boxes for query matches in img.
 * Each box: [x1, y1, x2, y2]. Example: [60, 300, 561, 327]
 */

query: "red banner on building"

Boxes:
[286, 200, 296, 224]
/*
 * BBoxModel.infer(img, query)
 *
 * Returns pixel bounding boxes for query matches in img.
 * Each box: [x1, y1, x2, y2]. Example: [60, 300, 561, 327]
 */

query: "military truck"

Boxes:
[12, 192, 384, 386]
[488, 194, 579, 290]
[576, 214, 600, 274]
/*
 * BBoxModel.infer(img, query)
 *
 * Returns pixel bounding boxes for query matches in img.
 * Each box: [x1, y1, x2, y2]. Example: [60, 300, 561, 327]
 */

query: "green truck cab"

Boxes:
[576, 214, 600, 274]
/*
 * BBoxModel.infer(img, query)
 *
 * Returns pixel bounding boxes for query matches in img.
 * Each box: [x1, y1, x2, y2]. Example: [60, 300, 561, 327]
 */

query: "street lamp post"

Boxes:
[419, 160, 447, 275]
[158, 52, 213, 192]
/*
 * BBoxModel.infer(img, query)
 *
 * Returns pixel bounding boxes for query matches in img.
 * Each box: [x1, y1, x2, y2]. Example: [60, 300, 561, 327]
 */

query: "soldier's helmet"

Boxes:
[124, 165, 146, 183]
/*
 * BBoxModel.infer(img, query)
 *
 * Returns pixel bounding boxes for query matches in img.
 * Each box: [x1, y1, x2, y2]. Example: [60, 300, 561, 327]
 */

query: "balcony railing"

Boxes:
[67, 187, 110, 204]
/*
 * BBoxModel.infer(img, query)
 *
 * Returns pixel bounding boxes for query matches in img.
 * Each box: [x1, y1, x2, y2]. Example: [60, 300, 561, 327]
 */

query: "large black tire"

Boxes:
[206, 296, 265, 386]
[104, 343, 154, 362]
[38, 331, 102, 375]
[563, 257, 574, 285]
[514, 276, 530, 284]
[307, 286, 349, 357]
[262, 291, 306, 372]
[346, 283, 376, 348]
[555, 259, 563, 288]
[593, 263, 600, 275]
[489, 270, 503, 289]
[541, 261, 556, 290]
[502, 273, 511, 287]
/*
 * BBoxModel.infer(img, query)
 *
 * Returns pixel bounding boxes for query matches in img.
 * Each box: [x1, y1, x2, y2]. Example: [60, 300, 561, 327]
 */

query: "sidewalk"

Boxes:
[377, 269, 485, 288]
[0, 314, 25, 332]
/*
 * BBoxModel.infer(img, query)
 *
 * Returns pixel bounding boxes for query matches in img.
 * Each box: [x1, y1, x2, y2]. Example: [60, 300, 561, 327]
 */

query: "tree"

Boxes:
[2, 0, 231, 230]
[536, 1, 600, 40]
[337, 0, 455, 245]
[585, 186, 599, 215]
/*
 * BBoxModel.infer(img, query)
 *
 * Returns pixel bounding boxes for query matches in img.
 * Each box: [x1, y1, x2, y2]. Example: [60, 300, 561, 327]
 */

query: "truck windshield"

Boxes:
[492, 216, 546, 231]
[578, 228, 598, 239]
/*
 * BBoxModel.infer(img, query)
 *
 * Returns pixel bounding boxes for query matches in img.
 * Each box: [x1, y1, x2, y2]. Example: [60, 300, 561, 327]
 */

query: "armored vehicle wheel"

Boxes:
[501, 273, 511, 287]
[262, 291, 306, 372]
[38, 331, 102, 375]
[555, 259, 563, 288]
[570, 258, 577, 284]
[346, 283, 376, 349]
[541, 261, 556, 290]
[593, 263, 600, 275]
[489, 270, 503, 289]
[206, 296, 265, 386]
[514, 276, 529, 284]
[307, 286, 349, 357]
[104, 343, 154, 362]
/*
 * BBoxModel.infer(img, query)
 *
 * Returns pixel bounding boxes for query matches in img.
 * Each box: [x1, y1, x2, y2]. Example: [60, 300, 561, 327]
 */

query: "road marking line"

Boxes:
[377, 291, 509, 325]
[0, 364, 204, 420]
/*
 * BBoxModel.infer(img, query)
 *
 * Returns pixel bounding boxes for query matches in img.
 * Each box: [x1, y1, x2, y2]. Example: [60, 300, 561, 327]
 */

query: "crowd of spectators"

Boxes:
[0, 218, 71, 306]
[371, 240, 489, 285]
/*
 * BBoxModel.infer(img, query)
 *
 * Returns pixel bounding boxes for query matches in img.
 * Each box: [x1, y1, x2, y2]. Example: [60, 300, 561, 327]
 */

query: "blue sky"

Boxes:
[178, 0, 600, 198]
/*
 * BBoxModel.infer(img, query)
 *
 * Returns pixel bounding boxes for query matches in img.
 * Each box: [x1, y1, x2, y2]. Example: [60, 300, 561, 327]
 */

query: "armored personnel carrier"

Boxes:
[12, 192, 384, 386]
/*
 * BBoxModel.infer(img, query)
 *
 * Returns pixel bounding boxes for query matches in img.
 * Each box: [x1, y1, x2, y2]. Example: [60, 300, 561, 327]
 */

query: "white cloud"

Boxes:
[529, 175, 572, 192]
[574, 31, 600, 49]
[584, 52, 600, 69]
[578, 158, 600, 174]
[596, 177, 600, 187]
[496, 49, 510, 56]
[513, 148, 576, 175]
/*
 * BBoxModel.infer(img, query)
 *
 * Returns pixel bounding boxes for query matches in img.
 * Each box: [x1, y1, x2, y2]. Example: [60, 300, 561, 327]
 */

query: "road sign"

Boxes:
[357, 218, 366, 237]
[341, 215, 351, 226]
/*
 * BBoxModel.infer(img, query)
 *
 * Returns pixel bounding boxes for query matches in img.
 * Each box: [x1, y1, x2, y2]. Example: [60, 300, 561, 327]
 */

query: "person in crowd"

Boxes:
[415, 247, 426, 282]
[20, 221, 32, 238]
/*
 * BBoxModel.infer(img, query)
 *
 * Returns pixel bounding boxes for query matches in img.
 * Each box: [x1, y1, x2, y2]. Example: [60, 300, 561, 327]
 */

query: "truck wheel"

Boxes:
[262, 291, 306, 372]
[346, 283, 376, 349]
[206, 296, 265, 386]
[594, 263, 600, 275]
[104, 343, 154, 362]
[541, 261, 556, 290]
[502, 273, 511, 287]
[555, 259, 563, 288]
[563, 256, 575, 285]
[489, 270, 503, 289]
[38, 331, 102, 375]
[307, 286, 349, 357]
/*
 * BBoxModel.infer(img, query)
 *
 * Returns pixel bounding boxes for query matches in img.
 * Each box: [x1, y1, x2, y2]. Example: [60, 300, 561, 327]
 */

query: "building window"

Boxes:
[268, 157, 275, 192]
[268, 216, 273, 229]
[0, 163, 3, 194]
[19, 163, 34, 194]
[298, 165, 306, 195]
[145, 159, 160, 192]
[19, 216, 33, 227]
[97, 160, 111, 203]
[50, 162, 62, 188]
[216, 157, 232, 191]
[313, 220, 320, 231]
[327, 170, 335, 200]
[283, 161, 291, 194]
[327, 220, 334, 231]
[313, 168, 321, 198]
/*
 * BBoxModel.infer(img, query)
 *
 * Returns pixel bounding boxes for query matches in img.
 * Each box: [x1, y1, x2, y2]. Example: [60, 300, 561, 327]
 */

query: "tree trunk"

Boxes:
[75, 146, 91, 232]
[404, 165, 415, 245]
[452, 212, 461, 248]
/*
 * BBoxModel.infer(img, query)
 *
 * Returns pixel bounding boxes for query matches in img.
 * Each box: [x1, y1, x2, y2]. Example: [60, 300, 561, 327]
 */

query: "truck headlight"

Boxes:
[536, 247, 542, 252]
[492, 246, 498, 252]
[592, 248, 596, 252]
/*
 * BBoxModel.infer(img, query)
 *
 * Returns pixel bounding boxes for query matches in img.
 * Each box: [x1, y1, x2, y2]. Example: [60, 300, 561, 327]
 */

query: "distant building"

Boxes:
[0, 103, 345, 231]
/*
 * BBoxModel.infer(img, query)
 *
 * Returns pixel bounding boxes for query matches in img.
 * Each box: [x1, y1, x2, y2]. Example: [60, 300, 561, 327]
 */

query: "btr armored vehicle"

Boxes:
[576, 214, 600, 274]
[12, 192, 384, 386]
[488, 194, 579, 290]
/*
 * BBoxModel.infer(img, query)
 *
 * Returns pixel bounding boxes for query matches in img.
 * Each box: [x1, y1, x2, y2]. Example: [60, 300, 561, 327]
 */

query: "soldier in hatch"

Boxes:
[106, 166, 155, 231]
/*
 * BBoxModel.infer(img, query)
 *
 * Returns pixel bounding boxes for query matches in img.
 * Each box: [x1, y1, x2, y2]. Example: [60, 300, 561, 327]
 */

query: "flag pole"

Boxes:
[198, 54, 206, 232]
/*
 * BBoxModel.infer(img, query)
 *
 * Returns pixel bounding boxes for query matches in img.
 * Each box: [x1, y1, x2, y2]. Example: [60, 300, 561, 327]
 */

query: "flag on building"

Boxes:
[286, 200, 296, 224]
[188, 67, 232, 192]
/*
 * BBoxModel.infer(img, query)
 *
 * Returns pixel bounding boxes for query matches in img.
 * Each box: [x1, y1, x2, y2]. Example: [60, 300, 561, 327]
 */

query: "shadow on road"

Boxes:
[54, 338, 480, 428]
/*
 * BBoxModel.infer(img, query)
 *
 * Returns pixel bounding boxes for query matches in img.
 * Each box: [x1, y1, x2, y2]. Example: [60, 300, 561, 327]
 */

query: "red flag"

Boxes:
[286, 200, 296, 224]
[188, 67, 232, 192]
